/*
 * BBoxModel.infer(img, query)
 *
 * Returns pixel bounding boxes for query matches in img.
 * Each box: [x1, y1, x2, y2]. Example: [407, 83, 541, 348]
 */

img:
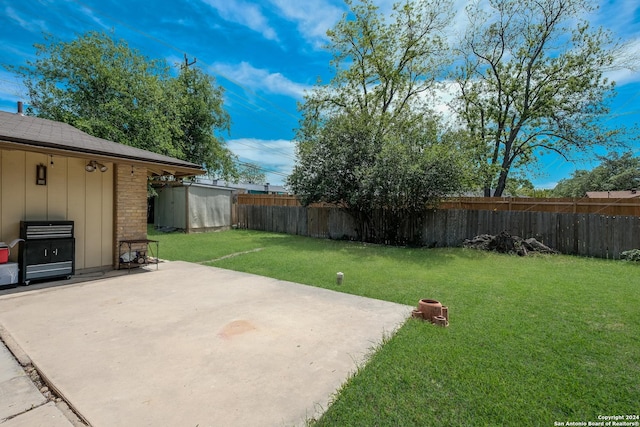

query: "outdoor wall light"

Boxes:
[36, 163, 47, 185]
[85, 160, 108, 173]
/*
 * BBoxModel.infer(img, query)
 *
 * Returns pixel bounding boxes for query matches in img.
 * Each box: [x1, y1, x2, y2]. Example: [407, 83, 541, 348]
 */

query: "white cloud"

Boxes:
[594, 0, 640, 38]
[605, 38, 640, 86]
[165, 54, 187, 71]
[606, 68, 640, 87]
[212, 61, 311, 98]
[431, 81, 460, 116]
[76, 4, 111, 30]
[199, 0, 278, 41]
[227, 138, 296, 184]
[591, 0, 640, 86]
[535, 181, 558, 190]
[413, 80, 462, 126]
[444, 1, 640, 87]
[4, 6, 47, 33]
[446, 0, 472, 41]
[268, 0, 343, 45]
[228, 138, 295, 164]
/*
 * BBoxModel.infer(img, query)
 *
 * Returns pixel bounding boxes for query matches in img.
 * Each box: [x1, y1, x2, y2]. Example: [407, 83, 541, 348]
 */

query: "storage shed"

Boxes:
[153, 183, 235, 233]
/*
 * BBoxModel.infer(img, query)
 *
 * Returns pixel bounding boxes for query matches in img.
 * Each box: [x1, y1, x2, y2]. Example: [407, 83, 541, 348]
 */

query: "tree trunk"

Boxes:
[493, 167, 509, 197]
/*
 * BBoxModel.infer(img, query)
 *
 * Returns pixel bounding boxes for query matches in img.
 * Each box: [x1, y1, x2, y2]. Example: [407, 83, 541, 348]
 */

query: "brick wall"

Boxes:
[113, 163, 148, 266]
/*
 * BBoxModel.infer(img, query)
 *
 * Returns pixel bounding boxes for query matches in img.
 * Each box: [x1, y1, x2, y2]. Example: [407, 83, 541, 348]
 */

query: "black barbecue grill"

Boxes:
[19, 221, 75, 285]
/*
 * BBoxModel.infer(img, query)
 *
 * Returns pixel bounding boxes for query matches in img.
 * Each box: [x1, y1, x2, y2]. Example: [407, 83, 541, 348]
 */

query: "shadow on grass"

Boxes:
[233, 229, 493, 267]
[149, 225, 511, 271]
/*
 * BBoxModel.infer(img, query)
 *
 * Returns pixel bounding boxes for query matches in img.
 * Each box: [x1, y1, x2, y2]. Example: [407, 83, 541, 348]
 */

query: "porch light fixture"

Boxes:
[85, 160, 108, 173]
[36, 163, 47, 185]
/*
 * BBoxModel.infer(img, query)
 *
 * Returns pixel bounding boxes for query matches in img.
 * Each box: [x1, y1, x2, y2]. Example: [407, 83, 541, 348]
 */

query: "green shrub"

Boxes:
[621, 249, 640, 261]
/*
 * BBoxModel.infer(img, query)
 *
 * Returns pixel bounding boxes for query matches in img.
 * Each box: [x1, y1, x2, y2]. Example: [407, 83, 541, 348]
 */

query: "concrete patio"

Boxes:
[0, 261, 412, 426]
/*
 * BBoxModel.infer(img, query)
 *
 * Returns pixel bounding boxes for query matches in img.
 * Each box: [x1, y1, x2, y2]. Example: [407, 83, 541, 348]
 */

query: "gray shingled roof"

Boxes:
[0, 111, 204, 177]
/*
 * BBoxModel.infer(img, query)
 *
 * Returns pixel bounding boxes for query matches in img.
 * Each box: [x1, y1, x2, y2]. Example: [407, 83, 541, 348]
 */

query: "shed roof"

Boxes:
[0, 111, 204, 178]
[586, 190, 640, 199]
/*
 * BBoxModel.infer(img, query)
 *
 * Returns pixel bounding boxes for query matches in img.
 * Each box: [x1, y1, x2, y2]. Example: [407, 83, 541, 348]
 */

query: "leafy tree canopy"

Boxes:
[502, 178, 555, 198]
[171, 65, 235, 178]
[453, 0, 632, 197]
[8, 31, 235, 178]
[288, 0, 470, 243]
[552, 152, 640, 197]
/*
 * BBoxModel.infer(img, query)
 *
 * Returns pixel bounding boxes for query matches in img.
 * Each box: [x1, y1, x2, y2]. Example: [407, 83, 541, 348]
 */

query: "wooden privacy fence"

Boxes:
[237, 205, 640, 259]
[237, 194, 640, 216]
[237, 194, 300, 206]
[439, 197, 640, 216]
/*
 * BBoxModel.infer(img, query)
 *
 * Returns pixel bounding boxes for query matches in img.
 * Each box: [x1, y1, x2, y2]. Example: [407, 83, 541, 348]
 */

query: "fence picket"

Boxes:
[237, 205, 640, 259]
[238, 194, 640, 216]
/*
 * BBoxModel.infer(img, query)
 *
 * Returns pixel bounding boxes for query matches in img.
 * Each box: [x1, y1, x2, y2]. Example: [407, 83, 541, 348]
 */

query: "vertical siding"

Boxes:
[0, 149, 114, 269]
[154, 185, 177, 228]
[24, 152, 48, 220]
[154, 186, 188, 230]
[0, 151, 26, 260]
[68, 157, 87, 269]
[187, 186, 232, 231]
[47, 156, 69, 219]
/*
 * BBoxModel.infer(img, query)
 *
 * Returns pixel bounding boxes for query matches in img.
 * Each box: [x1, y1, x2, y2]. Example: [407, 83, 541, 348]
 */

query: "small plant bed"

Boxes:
[151, 229, 640, 426]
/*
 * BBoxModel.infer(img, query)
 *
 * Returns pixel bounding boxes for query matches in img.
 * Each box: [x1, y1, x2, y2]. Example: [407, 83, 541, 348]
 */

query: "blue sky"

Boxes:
[1, 0, 639, 188]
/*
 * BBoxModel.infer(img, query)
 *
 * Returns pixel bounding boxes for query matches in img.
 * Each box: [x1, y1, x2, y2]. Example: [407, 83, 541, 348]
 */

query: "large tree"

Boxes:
[171, 64, 235, 177]
[552, 151, 640, 197]
[288, 0, 468, 244]
[8, 31, 235, 177]
[454, 0, 625, 197]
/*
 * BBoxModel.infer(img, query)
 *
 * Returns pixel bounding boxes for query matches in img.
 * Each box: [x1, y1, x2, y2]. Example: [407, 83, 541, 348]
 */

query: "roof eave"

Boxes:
[0, 137, 205, 178]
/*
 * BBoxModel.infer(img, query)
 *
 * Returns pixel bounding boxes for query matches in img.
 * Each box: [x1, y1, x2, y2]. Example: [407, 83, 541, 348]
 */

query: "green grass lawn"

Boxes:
[149, 227, 640, 426]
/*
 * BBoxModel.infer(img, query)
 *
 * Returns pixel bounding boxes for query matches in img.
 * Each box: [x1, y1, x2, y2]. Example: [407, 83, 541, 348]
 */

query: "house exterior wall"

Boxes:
[113, 164, 148, 266]
[0, 149, 113, 269]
